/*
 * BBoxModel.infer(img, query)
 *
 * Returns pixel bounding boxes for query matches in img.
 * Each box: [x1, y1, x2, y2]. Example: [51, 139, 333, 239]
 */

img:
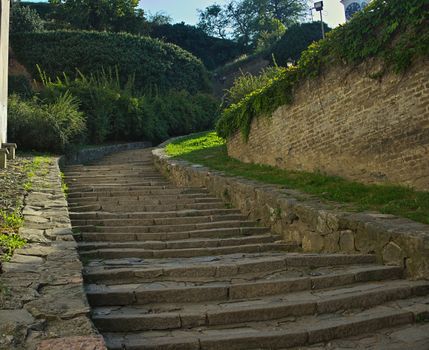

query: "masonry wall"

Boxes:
[227, 59, 429, 191]
[0, 0, 10, 145]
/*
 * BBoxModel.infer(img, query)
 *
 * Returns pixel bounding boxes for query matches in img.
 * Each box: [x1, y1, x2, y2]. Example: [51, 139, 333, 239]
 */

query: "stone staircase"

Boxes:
[64, 148, 429, 350]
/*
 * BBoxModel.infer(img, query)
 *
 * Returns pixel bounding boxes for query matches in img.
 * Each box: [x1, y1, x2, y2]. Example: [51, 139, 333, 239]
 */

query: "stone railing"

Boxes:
[153, 143, 429, 280]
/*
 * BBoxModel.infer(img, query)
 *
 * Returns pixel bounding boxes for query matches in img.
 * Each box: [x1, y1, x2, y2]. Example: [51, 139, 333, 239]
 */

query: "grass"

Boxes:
[166, 132, 429, 225]
[0, 210, 26, 261]
[0, 154, 53, 261]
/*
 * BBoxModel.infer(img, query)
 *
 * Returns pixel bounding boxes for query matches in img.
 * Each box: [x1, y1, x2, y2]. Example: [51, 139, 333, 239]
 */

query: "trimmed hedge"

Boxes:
[150, 23, 244, 70]
[11, 30, 211, 93]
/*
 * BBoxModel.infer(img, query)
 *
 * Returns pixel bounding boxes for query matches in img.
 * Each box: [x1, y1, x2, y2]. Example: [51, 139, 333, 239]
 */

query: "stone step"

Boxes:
[67, 188, 209, 199]
[70, 201, 228, 213]
[68, 181, 172, 190]
[102, 299, 429, 350]
[87, 265, 403, 308]
[67, 185, 177, 193]
[68, 196, 222, 206]
[73, 219, 260, 231]
[79, 242, 296, 260]
[78, 234, 281, 251]
[76, 227, 271, 242]
[90, 280, 429, 332]
[69, 212, 247, 223]
[83, 253, 378, 283]
[71, 208, 243, 223]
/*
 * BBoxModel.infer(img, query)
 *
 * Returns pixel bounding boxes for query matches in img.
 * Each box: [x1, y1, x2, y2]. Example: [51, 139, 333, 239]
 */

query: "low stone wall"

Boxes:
[0, 158, 105, 349]
[153, 145, 429, 280]
[227, 59, 429, 191]
[65, 141, 152, 165]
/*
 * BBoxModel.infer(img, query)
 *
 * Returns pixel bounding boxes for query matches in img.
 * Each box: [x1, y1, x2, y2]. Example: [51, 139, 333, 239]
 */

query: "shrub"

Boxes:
[11, 30, 211, 94]
[8, 75, 33, 97]
[150, 23, 244, 70]
[40, 69, 220, 145]
[224, 65, 286, 106]
[216, 0, 429, 140]
[10, 3, 44, 33]
[8, 93, 85, 153]
[270, 22, 331, 65]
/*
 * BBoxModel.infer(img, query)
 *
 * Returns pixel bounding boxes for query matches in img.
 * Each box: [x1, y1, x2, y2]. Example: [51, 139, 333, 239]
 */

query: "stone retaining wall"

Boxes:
[153, 145, 429, 280]
[227, 59, 429, 191]
[0, 158, 105, 349]
[65, 141, 152, 165]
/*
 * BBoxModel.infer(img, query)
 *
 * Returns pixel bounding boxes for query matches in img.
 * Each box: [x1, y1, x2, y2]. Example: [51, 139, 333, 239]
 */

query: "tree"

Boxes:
[10, 2, 45, 33]
[197, 4, 229, 39]
[197, 0, 309, 47]
[48, 0, 146, 33]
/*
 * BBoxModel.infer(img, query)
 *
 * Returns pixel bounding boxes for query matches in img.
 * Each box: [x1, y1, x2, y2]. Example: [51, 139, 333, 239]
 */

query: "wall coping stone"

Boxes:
[152, 140, 429, 280]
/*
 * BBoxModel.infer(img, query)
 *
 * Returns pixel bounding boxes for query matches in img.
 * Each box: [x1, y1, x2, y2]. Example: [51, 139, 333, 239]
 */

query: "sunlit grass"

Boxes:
[166, 132, 429, 225]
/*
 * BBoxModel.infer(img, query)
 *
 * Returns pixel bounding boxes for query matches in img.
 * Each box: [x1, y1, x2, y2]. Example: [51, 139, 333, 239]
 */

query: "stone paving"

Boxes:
[0, 157, 105, 350]
[64, 148, 429, 350]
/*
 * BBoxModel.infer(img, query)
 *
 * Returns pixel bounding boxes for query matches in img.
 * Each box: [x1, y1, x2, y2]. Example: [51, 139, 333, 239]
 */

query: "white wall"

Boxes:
[0, 0, 10, 145]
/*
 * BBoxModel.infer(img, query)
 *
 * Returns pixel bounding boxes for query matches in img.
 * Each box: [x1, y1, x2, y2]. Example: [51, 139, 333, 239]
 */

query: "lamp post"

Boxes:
[314, 1, 325, 39]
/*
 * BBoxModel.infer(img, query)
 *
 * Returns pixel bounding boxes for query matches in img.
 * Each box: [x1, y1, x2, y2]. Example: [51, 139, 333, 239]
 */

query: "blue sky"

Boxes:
[139, 0, 346, 28]
[27, 0, 346, 28]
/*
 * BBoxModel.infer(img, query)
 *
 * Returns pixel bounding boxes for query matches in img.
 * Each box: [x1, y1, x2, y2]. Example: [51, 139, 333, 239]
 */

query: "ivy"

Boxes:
[216, 0, 429, 140]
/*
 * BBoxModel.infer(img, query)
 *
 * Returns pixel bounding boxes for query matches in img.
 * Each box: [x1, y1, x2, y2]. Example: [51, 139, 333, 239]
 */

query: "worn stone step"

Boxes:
[79, 242, 296, 260]
[68, 181, 171, 190]
[73, 219, 259, 231]
[68, 196, 221, 206]
[68, 185, 177, 193]
[76, 227, 271, 242]
[90, 280, 429, 332]
[71, 202, 228, 213]
[70, 212, 247, 223]
[67, 188, 209, 199]
[78, 234, 281, 251]
[83, 253, 378, 283]
[71, 209, 244, 226]
[86, 265, 403, 308]
[102, 299, 429, 350]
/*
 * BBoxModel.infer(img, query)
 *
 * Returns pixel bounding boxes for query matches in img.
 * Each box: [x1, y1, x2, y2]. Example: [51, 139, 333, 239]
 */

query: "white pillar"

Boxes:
[0, 0, 10, 145]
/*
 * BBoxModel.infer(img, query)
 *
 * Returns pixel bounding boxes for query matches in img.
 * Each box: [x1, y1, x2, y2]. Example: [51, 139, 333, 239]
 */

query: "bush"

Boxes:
[11, 30, 211, 94]
[40, 70, 219, 145]
[10, 3, 44, 33]
[8, 75, 33, 97]
[150, 23, 244, 70]
[8, 93, 85, 153]
[224, 65, 286, 106]
[270, 22, 331, 65]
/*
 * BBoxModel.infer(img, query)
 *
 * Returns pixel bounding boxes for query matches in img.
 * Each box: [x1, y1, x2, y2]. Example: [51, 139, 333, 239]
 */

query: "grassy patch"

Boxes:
[0, 154, 53, 262]
[0, 210, 26, 261]
[166, 132, 429, 225]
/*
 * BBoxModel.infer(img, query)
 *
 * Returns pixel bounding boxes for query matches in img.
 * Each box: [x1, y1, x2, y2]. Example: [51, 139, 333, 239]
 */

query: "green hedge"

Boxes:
[11, 30, 211, 93]
[217, 0, 429, 140]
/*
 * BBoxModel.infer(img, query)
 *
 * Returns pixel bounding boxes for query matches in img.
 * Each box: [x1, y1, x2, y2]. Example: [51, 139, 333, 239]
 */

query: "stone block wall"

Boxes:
[0, 0, 10, 144]
[153, 146, 429, 280]
[227, 59, 429, 191]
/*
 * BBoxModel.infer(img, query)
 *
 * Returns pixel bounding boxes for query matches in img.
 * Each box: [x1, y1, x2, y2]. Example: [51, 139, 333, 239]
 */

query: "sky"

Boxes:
[25, 0, 346, 29]
[139, 0, 346, 28]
